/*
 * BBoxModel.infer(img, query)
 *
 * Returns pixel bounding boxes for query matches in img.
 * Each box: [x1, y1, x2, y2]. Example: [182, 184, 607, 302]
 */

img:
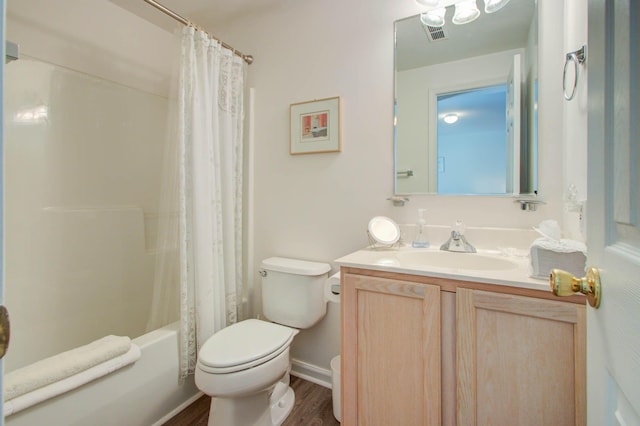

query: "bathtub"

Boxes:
[5, 322, 201, 426]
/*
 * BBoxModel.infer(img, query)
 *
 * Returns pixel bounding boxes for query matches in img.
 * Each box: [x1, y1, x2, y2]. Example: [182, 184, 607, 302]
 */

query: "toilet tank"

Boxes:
[261, 257, 331, 329]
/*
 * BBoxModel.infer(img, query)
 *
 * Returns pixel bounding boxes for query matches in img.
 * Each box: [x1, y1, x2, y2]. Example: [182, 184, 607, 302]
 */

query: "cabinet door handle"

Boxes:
[550, 267, 601, 308]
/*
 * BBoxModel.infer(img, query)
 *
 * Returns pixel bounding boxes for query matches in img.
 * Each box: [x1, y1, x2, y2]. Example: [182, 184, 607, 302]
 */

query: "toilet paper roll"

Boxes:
[325, 272, 341, 304]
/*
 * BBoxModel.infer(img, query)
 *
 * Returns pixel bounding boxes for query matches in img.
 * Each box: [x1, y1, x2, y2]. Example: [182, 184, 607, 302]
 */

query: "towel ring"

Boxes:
[563, 45, 587, 101]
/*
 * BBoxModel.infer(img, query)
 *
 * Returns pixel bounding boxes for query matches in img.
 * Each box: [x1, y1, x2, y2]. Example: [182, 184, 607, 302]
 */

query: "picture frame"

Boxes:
[290, 96, 341, 155]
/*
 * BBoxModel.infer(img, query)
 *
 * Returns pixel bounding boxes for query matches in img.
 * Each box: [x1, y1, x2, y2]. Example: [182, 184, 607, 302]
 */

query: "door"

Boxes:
[1, 0, 6, 422]
[587, 0, 640, 423]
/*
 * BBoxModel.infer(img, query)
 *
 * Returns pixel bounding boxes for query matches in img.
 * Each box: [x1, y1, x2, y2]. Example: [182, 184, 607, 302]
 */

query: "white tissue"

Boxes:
[530, 220, 586, 279]
[325, 272, 341, 304]
[531, 219, 586, 253]
[531, 237, 586, 253]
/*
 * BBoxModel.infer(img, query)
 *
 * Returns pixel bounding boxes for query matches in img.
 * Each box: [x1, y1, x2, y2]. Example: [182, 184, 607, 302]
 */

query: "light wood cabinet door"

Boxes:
[456, 288, 586, 426]
[342, 273, 441, 426]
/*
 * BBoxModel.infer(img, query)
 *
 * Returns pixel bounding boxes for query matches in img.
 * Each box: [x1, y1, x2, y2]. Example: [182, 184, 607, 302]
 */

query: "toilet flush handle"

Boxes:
[258, 269, 267, 277]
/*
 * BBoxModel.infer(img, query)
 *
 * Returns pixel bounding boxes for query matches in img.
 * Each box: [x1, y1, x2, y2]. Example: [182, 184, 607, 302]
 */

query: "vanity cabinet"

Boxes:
[341, 268, 586, 426]
[457, 288, 586, 426]
[341, 272, 442, 425]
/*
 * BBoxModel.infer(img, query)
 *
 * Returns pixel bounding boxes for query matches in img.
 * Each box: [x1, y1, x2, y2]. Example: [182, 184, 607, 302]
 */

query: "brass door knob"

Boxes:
[550, 267, 601, 308]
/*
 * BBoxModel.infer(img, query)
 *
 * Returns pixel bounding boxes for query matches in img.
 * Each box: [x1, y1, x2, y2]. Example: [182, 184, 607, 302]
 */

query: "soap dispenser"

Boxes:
[412, 209, 429, 248]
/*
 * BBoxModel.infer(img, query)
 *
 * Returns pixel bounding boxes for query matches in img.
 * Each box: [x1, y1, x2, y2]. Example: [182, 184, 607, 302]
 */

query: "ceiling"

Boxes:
[109, 0, 288, 33]
[110, 0, 535, 71]
[396, 0, 536, 71]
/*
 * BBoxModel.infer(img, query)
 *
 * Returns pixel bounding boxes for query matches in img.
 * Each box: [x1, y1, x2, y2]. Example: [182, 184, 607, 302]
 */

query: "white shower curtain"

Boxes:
[148, 27, 247, 380]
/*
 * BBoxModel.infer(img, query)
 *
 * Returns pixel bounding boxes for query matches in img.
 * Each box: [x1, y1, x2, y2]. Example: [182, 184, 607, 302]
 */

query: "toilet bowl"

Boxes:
[195, 257, 333, 426]
[195, 319, 299, 425]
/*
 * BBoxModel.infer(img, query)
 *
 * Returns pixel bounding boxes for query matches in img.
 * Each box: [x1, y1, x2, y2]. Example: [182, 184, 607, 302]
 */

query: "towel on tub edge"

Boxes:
[4, 335, 132, 401]
[4, 344, 141, 416]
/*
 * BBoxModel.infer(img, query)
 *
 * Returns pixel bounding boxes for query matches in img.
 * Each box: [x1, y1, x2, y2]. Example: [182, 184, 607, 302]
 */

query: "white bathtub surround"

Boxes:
[5, 2, 199, 422]
[4, 335, 133, 401]
[4, 56, 165, 373]
[147, 27, 249, 380]
[4, 344, 141, 416]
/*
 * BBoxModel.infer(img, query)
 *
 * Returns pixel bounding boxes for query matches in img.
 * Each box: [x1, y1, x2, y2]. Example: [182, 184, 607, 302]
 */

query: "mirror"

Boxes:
[394, 0, 538, 195]
[368, 216, 401, 245]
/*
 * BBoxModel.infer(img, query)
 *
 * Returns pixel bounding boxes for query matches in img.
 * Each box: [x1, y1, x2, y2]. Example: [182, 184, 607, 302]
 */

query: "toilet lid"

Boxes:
[198, 319, 296, 373]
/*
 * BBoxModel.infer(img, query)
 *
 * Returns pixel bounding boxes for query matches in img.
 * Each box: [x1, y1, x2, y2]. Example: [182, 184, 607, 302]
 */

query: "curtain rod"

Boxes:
[142, 0, 254, 65]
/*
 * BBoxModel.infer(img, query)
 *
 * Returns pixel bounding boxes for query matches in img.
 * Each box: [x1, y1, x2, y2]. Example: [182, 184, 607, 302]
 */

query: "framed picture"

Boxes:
[290, 97, 341, 155]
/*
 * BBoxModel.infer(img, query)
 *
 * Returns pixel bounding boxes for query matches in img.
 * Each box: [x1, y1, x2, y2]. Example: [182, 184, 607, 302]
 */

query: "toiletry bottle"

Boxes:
[412, 209, 429, 248]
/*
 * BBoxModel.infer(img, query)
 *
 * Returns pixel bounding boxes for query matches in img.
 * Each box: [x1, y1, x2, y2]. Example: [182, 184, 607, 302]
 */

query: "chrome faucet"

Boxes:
[440, 221, 476, 253]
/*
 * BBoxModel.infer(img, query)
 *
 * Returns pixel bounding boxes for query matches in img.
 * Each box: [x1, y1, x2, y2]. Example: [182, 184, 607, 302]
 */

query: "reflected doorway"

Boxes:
[436, 84, 508, 194]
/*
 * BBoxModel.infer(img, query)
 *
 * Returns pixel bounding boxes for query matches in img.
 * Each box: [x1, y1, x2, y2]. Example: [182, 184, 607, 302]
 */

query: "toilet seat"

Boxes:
[198, 319, 296, 374]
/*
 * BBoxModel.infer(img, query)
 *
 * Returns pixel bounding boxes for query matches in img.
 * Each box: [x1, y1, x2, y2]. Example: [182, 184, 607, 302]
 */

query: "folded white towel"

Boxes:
[4, 343, 141, 416]
[4, 335, 131, 401]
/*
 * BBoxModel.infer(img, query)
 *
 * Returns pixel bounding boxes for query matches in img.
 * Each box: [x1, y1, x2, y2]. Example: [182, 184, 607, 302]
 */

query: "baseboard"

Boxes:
[290, 358, 333, 389]
[151, 391, 204, 426]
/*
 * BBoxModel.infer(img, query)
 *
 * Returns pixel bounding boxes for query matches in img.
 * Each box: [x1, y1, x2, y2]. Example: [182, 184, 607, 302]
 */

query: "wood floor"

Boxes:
[163, 376, 340, 425]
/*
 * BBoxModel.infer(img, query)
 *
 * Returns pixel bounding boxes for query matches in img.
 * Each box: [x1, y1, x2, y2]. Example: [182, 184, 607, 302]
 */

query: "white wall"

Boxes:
[215, 0, 568, 374]
[563, 0, 589, 241]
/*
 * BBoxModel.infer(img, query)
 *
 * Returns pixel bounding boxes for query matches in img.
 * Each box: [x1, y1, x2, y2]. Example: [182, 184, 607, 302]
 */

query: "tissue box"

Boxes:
[530, 246, 587, 280]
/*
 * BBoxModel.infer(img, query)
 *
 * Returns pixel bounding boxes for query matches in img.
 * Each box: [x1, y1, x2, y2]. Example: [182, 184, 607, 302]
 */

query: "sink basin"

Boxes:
[396, 250, 518, 271]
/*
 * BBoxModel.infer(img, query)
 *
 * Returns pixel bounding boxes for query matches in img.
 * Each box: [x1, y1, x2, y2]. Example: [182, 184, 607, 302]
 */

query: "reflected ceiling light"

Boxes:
[415, 0, 441, 6]
[452, 0, 480, 25]
[420, 8, 446, 27]
[416, 0, 510, 27]
[443, 113, 459, 124]
[484, 0, 511, 13]
[14, 105, 48, 124]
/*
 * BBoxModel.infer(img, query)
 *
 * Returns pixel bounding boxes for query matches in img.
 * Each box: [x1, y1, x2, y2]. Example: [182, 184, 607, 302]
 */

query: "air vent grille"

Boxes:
[423, 25, 447, 42]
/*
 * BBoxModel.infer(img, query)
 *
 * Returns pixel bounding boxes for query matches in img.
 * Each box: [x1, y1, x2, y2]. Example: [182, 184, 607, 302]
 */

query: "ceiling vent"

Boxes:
[423, 25, 447, 42]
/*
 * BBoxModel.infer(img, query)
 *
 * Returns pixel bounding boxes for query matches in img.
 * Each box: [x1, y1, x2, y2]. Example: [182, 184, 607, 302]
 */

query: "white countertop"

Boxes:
[335, 246, 551, 292]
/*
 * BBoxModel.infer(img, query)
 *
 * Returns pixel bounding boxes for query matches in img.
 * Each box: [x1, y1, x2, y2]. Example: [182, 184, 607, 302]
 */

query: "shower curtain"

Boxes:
[148, 27, 247, 379]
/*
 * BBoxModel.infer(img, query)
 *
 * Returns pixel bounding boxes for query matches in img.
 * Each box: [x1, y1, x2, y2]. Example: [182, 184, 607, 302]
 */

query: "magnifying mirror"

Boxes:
[368, 216, 401, 246]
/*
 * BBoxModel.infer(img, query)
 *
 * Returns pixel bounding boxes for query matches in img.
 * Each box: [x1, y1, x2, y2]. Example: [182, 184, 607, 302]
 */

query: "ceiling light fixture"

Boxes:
[420, 8, 447, 27]
[415, 0, 442, 6]
[452, 0, 480, 24]
[443, 113, 459, 124]
[415, 0, 512, 27]
[484, 0, 511, 13]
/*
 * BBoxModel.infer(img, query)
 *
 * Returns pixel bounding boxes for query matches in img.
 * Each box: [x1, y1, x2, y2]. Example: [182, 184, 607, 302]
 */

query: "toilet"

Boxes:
[195, 257, 332, 426]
